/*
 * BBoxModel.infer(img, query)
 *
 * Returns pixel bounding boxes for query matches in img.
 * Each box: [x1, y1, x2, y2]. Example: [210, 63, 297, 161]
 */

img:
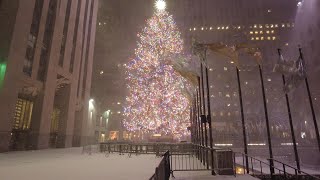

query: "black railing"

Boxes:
[149, 151, 171, 180]
[235, 152, 320, 180]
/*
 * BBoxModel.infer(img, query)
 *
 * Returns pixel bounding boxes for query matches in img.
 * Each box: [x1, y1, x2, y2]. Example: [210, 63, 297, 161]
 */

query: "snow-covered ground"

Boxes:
[0, 147, 161, 180]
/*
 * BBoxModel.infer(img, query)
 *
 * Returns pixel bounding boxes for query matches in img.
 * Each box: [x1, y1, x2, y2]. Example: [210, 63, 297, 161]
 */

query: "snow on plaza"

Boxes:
[0, 147, 259, 180]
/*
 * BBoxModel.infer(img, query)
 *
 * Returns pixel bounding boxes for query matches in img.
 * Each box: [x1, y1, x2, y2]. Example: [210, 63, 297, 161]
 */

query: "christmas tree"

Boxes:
[123, 0, 191, 140]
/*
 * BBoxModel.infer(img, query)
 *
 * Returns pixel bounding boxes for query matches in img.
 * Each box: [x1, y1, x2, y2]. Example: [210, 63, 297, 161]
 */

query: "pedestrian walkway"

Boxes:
[171, 171, 259, 180]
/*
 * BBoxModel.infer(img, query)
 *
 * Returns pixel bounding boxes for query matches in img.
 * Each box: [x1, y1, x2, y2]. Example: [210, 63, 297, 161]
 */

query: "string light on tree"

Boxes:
[123, 0, 190, 140]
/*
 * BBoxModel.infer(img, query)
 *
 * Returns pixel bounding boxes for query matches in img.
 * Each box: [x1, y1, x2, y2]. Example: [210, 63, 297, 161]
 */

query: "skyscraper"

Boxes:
[0, 0, 98, 152]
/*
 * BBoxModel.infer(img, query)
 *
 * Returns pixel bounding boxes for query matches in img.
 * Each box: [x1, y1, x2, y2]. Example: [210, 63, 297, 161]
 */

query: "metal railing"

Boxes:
[235, 152, 320, 180]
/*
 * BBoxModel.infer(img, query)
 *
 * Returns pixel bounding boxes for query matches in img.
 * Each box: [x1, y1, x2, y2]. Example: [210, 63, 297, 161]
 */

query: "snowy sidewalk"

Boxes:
[171, 171, 259, 180]
[0, 147, 161, 180]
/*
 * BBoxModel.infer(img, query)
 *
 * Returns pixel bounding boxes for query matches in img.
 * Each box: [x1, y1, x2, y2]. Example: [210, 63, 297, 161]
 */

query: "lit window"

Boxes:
[260, 31, 263, 34]
[210, 27, 213, 30]
[222, 26, 225, 29]
[209, 68, 213, 71]
[265, 24, 269, 28]
[256, 37, 259, 40]
[251, 37, 254, 40]
[266, 30, 270, 34]
[268, 9, 272, 13]
[224, 67, 228, 71]
[267, 37, 271, 40]
[275, 24, 278, 28]
[98, 22, 102, 26]
[255, 31, 258, 34]
[238, 26, 241, 29]
[250, 31, 253, 34]
[282, 24, 285, 27]
[270, 24, 274, 28]
[201, 27, 204, 30]
[189, 28, 192, 31]
[194, 27, 196, 31]
[245, 81, 248, 85]
[259, 25, 263, 28]
[226, 26, 229, 29]
[261, 37, 264, 40]
[217, 27, 220, 30]
[267, 78, 272, 82]
[271, 30, 274, 33]
[254, 24, 257, 28]
[226, 94, 230, 98]
[272, 36, 276, 40]
[100, 71, 104, 75]
[285, 43, 289, 46]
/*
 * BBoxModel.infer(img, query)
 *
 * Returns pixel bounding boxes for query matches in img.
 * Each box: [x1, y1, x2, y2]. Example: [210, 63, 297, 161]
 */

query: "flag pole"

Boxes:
[258, 64, 275, 175]
[204, 50, 216, 175]
[198, 77, 204, 163]
[278, 49, 300, 171]
[200, 56, 209, 168]
[299, 47, 320, 152]
[236, 67, 249, 173]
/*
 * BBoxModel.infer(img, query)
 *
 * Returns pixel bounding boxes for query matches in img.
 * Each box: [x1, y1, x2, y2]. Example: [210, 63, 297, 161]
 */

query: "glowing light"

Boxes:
[155, 0, 166, 11]
[0, 61, 7, 90]
[100, 70, 104, 75]
[123, 9, 190, 139]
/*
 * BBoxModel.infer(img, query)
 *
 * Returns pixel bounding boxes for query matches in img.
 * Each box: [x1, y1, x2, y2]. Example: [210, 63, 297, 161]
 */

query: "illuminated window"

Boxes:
[210, 27, 212, 30]
[282, 24, 285, 27]
[13, 98, 34, 130]
[260, 31, 263, 34]
[217, 27, 220, 30]
[254, 24, 257, 28]
[267, 36, 271, 40]
[267, 9, 272, 13]
[272, 36, 276, 40]
[270, 24, 274, 28]
[275, 24, 278, 28]
[261, 37, 264, 40]
[194, 27, 196, 31]
[201, 27, 204, 30]
[222, 26, 225, 29]
[256, 37, 260, 40]
[265, 24, 269, 28]
[250, 31, 253, 34]
[224, 67, 228, 71]
[226, 26, 229, 29]
[271, 30, 274, 33]
[259, 25, 263, 28]
[189, 28, 192, 31]
[226, 94, 230, 98]
[238, 26, 241, 29]
[255, 31, 258, 34]
[251, 37, 254, 40]
[266, 30, 270, 34]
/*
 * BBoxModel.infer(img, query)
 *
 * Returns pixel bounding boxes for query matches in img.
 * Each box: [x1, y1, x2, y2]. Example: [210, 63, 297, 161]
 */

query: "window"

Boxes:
[59, 0, 72, 67]
[70, 0, 82, 73]
[13, 97, 34, 130]
[50, 108, 60, 133]
[24, 0, 44, 76]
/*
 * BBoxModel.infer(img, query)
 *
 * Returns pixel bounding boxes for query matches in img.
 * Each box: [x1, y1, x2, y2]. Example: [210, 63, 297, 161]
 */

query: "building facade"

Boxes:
[0, 0, 98, 152]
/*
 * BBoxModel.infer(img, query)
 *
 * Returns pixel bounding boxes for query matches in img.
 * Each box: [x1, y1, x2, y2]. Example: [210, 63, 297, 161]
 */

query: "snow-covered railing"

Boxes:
[235, 152, 320, 180]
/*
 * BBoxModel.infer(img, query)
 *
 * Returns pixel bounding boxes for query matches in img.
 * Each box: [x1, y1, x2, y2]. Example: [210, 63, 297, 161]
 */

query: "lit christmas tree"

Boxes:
[123, 0, 191, 140]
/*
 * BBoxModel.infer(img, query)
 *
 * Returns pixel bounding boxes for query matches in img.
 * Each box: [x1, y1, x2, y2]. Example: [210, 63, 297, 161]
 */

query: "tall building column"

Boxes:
[0, 0, 35, 152]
